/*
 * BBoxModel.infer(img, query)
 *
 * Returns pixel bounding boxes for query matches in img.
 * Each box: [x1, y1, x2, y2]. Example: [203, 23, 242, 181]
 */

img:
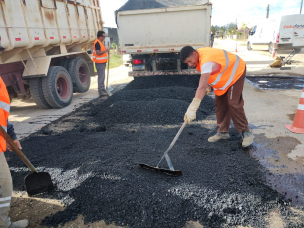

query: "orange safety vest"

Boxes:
[196, 47, 246, 96]
[0, 77, 10, 153]
[93, 39, 108, 64]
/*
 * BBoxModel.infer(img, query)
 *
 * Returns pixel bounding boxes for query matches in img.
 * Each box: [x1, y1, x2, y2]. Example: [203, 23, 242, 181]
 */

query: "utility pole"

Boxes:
[301, 0, 303, 14]
[266, 4, 269, 18]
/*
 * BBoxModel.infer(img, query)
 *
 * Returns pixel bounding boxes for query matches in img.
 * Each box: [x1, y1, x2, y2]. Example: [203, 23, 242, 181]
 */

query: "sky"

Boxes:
[99, 0, 303, 28]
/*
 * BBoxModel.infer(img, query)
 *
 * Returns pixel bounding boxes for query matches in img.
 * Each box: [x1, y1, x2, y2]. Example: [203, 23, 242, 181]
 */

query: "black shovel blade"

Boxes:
[138, 163, 182, 176]
[25, 172, 54, 196]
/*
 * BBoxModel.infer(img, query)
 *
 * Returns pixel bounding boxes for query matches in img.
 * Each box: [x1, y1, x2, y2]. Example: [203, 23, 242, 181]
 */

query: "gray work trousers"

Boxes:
[0, 152, 12, 228]
[95, 63, 107, 93]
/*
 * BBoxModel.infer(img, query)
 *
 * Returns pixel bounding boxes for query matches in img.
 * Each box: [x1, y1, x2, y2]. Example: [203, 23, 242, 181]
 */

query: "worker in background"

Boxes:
[210, 32, 214, 48]
[0, 77, 29, 228]
[93, 31, 110, 97]
[180, 46, 254, 148]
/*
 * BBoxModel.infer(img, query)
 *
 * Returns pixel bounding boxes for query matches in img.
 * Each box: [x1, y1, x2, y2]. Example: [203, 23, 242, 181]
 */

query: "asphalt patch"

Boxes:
[246, 76, 304, 90]
[7, 75, 304, 227]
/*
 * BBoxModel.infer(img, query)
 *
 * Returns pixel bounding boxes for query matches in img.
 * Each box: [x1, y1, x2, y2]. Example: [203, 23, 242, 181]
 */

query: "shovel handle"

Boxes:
[106, 42, 110, 90]
[0, 126, 37, 173]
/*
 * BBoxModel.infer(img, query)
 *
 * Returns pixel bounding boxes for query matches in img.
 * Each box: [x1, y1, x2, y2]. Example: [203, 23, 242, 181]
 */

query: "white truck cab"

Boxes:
[247, 14, 304, 54]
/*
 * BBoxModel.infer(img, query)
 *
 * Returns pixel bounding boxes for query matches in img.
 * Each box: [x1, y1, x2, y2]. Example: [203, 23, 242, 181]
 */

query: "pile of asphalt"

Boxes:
[7, 75, 304, 227]
[117, 0, 209, 11]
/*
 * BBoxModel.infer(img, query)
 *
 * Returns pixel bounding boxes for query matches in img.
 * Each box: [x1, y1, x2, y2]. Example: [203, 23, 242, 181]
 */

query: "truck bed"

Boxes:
[117, 4, 211, 54]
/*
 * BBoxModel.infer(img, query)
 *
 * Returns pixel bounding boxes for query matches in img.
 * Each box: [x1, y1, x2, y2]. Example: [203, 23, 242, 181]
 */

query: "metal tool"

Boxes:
[280, 49, 296, 66]
[138, 121, 187, 176]
[106, 42, 112, 96]
[0, 126, 54, 196]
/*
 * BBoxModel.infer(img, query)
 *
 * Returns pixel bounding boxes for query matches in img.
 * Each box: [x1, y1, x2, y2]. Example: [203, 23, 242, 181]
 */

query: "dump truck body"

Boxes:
[0, 0, 103, 108]
[116, 1, 212, 76]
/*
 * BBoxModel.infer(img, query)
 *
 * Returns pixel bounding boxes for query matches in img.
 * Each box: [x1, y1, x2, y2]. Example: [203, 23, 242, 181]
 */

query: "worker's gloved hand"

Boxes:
[206, 85, 212, 95]
[184, 98, 202, 124]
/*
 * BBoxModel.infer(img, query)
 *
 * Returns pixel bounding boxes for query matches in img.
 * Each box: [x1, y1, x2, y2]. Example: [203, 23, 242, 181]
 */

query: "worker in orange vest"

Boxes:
[93, 31, 110, 97]
[0, 77, 28, 228]
[180, 46, 254, 147]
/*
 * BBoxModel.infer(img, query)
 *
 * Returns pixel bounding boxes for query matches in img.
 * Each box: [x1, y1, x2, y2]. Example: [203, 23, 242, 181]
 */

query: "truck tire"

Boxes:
[42, 66, 73, 109]
[29, 78, 52, 109]
[67, 57, 91, 93]
[294, 48, 302, 54]
[59, 58, 71, 70]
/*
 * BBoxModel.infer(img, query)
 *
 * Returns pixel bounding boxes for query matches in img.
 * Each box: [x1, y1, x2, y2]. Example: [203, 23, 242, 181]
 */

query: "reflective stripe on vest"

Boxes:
[219, 55, 240, 91]
[210, 50, 229, 86]
[197, 47, 245, 96]
[0, 101, 10, 113]
[93, 39, 108, 63]
[92, 50, 108, 61]
[0, 77, 10, 153]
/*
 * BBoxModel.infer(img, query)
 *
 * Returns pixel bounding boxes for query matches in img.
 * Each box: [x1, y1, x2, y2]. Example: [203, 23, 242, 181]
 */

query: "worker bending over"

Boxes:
[181, 46, 254, 147]
[0, 77, 28, 228]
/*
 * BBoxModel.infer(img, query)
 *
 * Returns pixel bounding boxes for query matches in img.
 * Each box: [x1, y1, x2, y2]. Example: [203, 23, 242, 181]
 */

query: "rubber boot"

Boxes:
[7, 219, 29, 228]
[208, 132, 230, 142]
[242, 130, 254, 147]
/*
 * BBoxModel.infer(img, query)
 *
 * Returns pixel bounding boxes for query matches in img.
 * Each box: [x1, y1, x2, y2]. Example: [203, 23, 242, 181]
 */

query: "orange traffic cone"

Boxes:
[271, 44, 276, 58]
[285, 87, 304, 134]
[235, 42, 237, 52]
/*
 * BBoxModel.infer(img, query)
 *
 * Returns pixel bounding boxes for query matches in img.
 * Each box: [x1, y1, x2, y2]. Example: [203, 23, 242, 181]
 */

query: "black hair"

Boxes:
[97, 31, 105, 38]
[180, 46, 196, 62]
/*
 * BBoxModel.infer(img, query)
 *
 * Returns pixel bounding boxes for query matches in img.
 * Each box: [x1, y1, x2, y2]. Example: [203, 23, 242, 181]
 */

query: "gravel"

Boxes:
[7, 75, 304, 227]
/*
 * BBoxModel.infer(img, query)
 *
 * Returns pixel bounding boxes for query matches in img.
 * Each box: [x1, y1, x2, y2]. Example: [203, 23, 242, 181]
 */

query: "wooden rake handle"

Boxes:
[0, 126, 37, 173]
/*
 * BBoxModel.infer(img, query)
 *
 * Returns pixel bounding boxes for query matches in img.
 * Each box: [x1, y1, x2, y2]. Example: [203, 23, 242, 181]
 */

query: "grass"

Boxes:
[94, 50, 123, 72]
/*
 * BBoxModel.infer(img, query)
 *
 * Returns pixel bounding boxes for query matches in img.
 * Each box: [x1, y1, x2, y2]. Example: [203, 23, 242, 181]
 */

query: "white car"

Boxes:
[248, 14, 304, 54]
[123, 54, 132, 67]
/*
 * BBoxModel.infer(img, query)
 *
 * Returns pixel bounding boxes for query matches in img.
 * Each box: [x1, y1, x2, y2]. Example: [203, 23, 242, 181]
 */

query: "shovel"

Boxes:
[0, 126, 54, 196]
[106, 42, 112, 96]
[138, 121, 187, 176]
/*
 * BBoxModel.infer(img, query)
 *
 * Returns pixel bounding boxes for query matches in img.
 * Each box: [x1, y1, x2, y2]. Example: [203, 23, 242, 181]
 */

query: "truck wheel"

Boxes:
[67, 57, 91, 93]
[29, 78, 52, 109]
[59, 58, 71, 70]
[268, 43, 273, 54]
[294, 48, 302, 54]
[42, 66, 73, 109]
[247, 42, 252, 51]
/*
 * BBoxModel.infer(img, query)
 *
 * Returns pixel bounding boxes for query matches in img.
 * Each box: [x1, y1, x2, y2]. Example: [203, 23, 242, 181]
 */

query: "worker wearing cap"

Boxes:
[0, 77, 28, 228]
[93, 31, 110, 97]
[180, 46, 254, 147]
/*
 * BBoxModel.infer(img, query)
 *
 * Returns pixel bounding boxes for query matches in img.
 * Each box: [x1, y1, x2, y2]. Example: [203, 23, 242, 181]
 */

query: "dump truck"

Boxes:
[0, 0, 103, 108]
[116, 0, 212, 77]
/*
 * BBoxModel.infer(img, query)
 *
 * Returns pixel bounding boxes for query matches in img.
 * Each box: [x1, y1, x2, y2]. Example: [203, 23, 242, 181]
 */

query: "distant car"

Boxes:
[123, 54, 131, 67]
